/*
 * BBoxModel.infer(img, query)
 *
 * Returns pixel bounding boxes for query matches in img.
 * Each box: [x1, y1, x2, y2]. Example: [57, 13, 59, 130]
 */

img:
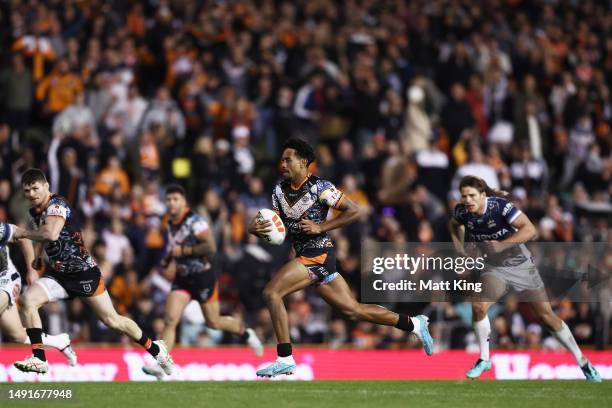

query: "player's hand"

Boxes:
[26, 268, 39, 285]
[160, 254, 172, 268]
[11, 225, 25, 241]
[484, 240, 506, 253]
[169, 245, 183, 257]
[248, 217, 272, 237]
[300, 219, 323, 235]
[31, 258, 43, 270]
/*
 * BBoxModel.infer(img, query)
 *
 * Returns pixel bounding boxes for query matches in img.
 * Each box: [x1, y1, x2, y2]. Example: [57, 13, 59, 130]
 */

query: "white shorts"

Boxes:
[482, 262, 545, 292]
[0, 267, 22, 308]
[35, 277, 70, 302]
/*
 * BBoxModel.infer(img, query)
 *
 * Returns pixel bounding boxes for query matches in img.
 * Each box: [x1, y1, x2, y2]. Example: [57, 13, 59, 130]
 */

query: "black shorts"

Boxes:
[297, 248, 338, 285]
[42, 267, 105, 300]
[172, 270, 218, 303]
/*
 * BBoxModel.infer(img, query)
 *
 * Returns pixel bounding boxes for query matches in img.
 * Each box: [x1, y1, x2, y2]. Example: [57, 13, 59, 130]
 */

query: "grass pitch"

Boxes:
[0, 380, 609, 408]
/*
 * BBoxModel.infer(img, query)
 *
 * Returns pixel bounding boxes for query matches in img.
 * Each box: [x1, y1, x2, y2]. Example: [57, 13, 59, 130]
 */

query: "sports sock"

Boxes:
[24, 333, 67, 350]
[394, 314, 415, 332]
[26, 328, 46, 361]
[137, 334, 160, 356]
[474, 317, 491, 361]
[277, 342, 292, 357]
[240, 328, 250, 342]
[552, 321, 586, 366]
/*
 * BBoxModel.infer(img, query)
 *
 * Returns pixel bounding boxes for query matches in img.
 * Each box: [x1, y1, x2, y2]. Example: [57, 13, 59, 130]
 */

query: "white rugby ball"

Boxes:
[257, 209, 286, 245]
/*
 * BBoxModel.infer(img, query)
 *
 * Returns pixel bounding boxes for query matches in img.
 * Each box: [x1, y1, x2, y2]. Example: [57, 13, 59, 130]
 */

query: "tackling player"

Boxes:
[8, 169, 174, 375]
[248, 138, 433, 378]
[0, 228, 76, 365]
[449, 175, 601, 382]
[142, 184, 263, 379]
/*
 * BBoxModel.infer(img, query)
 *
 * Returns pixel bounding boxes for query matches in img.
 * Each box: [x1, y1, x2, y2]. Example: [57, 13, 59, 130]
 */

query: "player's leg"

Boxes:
[466, 273, 507, 379]
[256, 259, 312, 377]
[527, 291, 601, 382]
[0, 301, 77, 365]
[0, 290, 8, 315]
[315, 274, 433, 355]
[200, 285, 263, 356]
[83, 290, 174, 375]
[142, 289, 190, 379]
[14, 280, 55, 373]
[161, 290, 191, 352]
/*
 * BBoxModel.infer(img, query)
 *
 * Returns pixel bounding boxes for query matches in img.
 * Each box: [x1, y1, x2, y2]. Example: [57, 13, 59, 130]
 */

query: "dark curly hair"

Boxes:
[282, 138, 316, 165]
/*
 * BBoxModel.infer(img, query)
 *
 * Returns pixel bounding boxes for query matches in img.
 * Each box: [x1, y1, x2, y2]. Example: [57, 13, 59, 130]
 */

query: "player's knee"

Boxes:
[206, 318, 220, 330]
[163, 314, 181, 329]
[19, 294, 41, 312]
[341, 305, 362, 321]
[101, 314, 122, 330]
[472, 303, 488, 320]
[262, 287, 281, 305]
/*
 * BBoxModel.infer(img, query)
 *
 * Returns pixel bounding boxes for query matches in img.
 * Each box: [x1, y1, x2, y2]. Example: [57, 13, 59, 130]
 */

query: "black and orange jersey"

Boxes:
[29, 195, 96, 274]
[272, 175, 344, 256]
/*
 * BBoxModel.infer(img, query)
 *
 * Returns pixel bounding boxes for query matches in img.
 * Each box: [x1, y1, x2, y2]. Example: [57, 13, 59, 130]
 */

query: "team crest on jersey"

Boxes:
[467, 221, 474, 229]
[487, 219, 497, 228]
[83, 283, 92, 293]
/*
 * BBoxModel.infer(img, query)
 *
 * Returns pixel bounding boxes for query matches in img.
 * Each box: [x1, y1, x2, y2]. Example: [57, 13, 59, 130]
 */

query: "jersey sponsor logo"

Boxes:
[471, 228, 510, 241]
[502, 202, 513, 216]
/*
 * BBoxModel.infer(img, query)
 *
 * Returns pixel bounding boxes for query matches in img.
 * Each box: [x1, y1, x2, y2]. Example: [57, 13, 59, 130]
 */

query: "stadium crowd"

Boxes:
[0, 0, 610, 352]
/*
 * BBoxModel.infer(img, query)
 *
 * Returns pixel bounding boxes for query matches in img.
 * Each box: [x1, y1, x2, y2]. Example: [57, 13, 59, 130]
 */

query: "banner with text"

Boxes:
[0, 348, 611, 381]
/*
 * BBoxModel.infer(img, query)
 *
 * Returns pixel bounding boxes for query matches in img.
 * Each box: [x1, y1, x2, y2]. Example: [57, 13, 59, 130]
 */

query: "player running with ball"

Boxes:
[248, 138, 433, 378]
[449, 175, 601, 382]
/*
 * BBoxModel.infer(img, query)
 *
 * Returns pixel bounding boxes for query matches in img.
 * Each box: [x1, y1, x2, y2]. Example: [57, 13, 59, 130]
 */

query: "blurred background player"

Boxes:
[9, 169, 174, 375]
[248, 138, 433, 378]
[0, 224, 76, 365]
[142, 184, 263, 379]
[449, 175, 601, 382]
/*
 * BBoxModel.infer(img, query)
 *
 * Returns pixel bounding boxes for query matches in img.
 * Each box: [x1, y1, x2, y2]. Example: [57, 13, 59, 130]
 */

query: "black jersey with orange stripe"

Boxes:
[28, 194, 97, 274]
[271, 175, 344, 256]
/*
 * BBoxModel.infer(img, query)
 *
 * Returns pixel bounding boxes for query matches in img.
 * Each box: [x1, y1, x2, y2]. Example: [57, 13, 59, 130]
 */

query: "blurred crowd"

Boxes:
[0, 0, 610, 351]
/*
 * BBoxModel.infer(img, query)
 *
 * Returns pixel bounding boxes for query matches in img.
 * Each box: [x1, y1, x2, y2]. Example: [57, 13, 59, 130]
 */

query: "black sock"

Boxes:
[26, 328, 46, 361]
[137, 334, 160, 356]
[395, 314, 414, 332]
[240, 328, 250, 342]
[277, 342, 292, 357]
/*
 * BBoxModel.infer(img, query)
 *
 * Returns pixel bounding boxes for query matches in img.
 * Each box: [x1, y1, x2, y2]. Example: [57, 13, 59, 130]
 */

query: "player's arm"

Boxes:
[13, 217, 64, 242]
[488, 213, 537, 253]
[18, 238, 41, 285]
[12, 216, 65, 242]
[449, 217, 466, 254]
[301, 195, 360, 235]
[177, 229, 217, 258]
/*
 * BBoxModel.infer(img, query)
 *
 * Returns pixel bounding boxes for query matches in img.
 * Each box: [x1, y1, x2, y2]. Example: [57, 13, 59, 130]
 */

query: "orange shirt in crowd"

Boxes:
[36, 71, 83, 113]
[94, 168, 130, 197]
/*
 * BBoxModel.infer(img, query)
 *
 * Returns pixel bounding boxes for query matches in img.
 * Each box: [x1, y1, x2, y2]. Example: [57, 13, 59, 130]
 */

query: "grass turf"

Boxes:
[0, 380, 609, 408]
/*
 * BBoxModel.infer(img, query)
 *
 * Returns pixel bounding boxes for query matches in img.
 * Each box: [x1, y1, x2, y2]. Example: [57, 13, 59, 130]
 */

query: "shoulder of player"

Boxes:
[46, 195, 72, 214]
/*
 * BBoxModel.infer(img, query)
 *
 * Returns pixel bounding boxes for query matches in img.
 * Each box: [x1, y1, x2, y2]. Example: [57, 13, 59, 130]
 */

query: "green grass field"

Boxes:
[0, 381, 609, 408]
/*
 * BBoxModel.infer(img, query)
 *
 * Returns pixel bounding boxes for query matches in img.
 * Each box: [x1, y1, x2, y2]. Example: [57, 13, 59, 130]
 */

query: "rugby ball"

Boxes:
[257, 209, 286, 245]
[0, 222, 15, 246]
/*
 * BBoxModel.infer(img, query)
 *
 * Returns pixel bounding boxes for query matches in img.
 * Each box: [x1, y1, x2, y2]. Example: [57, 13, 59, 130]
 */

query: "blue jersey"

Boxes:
[272, 175, 344, 256]
[29, 195, 97, 274]
[454, 196, 529, 266]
